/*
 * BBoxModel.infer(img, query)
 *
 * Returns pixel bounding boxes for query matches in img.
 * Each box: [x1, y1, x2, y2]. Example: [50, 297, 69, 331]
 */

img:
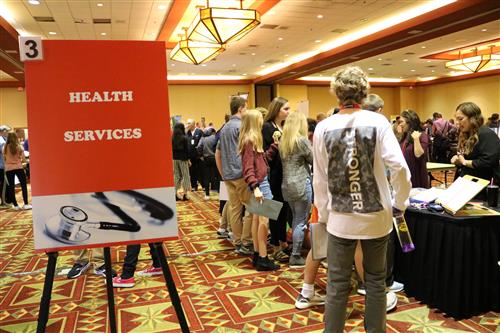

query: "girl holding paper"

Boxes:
[239, 109, 280, 271]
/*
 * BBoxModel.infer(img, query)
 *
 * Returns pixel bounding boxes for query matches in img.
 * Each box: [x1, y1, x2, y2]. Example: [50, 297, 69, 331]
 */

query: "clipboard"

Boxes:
[246, 195, 283, 220]
[435, 175, 489, 215]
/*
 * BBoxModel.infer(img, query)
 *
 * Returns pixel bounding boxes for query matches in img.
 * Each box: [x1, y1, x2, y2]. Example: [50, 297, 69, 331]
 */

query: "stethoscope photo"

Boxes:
[44, 190, 174, 244]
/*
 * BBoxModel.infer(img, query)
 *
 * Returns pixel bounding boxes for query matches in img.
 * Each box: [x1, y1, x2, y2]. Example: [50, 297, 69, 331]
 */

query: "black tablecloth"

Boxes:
[394, 207, 500, 319]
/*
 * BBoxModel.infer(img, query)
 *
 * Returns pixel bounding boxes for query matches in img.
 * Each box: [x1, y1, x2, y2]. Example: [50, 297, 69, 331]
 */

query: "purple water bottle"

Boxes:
[393, 215, 415, 253]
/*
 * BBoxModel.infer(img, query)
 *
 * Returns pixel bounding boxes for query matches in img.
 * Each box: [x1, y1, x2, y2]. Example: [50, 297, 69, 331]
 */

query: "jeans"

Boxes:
[258, 177, 273, 199]
[325, 233, 389, 333]
[288, 179, 312, 256]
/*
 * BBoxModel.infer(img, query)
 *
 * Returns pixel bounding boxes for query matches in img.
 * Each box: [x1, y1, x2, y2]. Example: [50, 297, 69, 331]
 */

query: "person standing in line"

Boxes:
[172, 123, 191, 201]
[262, 97, 292, 262]
[0, 125, 9, 208]
[239, 109, 280, 271]
[3, 132, 31, 210]
[215, 96, 253, 255]
[197, 127, 220, 200]
[186, 119, 204, 191]
[398, 109, 430, 188]
[280, 111, 313, 268]
[314, 66, 411, 333]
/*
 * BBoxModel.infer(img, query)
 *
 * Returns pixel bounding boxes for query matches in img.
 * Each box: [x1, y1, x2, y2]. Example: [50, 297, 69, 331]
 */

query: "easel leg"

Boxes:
[153, 242, 190, 333]
[103, 247, 117, 333]
[36, 252, 58, 333]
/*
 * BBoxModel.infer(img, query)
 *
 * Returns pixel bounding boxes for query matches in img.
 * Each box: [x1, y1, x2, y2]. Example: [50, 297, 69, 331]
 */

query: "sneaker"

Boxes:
[67, 261, 91, 279]
[272, 249, 290, 263]
[321, 260, 328, 269]
[256, 256, 280, 271]
[217, 228, 228, 238]
[204, 195, 210, 201]
[252, 252, 258, 267]
[22, 204, 32, 210]
[112, 276, 135, 288]
[12, 205, 21, 211]
[386, 291, 397, 312]
[289, 255, 306, 268]
[389, 281, 404, 293]
[94, 264, 117, 278]
[227, 231, 234, 242]
[357, 283, 366, 296]
[295, 293, 326, 309]
[0, 203, 12, 210]
[235, 244, 253, 256]
[137, 266, 163, 277]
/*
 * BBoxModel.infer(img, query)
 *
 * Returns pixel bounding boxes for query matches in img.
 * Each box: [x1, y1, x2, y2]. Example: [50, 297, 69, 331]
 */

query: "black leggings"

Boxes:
[6, 169, 28, 206]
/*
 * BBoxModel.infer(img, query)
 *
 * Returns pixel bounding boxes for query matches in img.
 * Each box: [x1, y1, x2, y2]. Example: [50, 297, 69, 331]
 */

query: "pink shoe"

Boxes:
[137, 266, 163, 277]
[112, 276, 135, 288]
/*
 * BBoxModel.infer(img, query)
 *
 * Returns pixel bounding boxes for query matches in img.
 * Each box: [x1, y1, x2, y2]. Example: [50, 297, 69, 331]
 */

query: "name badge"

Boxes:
[191, 139, 195, 145]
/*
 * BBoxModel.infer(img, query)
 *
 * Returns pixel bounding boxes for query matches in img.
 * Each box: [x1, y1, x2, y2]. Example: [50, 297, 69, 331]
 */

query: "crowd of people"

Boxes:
[3, 65, 499, 332]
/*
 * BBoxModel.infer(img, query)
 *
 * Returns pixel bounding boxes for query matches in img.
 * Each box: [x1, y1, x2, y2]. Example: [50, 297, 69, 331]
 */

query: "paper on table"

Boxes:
[411, 187, 445, 203]
[435, 175, 489, 214]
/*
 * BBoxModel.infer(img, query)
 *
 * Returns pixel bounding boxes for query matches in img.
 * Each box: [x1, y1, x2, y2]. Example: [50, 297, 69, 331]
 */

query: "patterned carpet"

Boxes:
[0, 177, 499, 333]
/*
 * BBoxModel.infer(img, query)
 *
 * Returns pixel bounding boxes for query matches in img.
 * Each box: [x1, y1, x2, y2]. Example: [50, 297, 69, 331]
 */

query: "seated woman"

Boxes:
[399, 109, 430, 188]
[451, 102, 500, 198]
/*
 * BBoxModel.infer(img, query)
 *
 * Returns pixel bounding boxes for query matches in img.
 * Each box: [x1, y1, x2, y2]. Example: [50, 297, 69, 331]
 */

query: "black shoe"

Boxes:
[252, 252, 258, 267]
[256, 256, 280, 271]
[94, 264, 117, 278]
[67, 261, 91, 279]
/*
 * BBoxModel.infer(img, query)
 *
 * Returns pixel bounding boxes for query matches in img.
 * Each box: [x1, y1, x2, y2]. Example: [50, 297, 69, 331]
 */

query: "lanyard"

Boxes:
[339, 103, 362, 110]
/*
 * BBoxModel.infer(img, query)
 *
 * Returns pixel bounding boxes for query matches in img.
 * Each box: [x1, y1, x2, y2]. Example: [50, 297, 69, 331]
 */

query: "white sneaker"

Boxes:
[389, 281, 404, 293]
[386, 291, 397, 312]
[320, 260, 328, 269]
[295, 293, 326, 309]
[23, 204, 32, 210]
[0, 203, 13, 210]
[204, 195, 210, 201]
[12, 205, 21, 211]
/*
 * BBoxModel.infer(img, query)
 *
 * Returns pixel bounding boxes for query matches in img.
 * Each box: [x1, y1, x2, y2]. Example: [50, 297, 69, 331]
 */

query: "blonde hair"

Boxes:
[330, 66, 370, 105]
[280, 111, 308, 159]
[238, 109, 264, 154]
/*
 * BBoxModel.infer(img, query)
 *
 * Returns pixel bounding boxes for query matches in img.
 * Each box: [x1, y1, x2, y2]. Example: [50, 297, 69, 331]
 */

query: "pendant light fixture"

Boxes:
[186, 0, 261, 45]
[445, 46, 500, 73]
[169, 29, 225, 65]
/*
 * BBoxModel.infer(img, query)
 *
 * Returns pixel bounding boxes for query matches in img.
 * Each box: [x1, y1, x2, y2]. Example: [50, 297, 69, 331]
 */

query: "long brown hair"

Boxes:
[4, 132, 20, 156]
[265, 97, 288, 123]
[456, 102, 483, 155]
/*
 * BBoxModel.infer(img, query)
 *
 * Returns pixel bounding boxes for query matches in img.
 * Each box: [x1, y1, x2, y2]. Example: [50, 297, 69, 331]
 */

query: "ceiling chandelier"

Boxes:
[445, 46, 500, 73]
[170, 29, 226, 65]
[187, 0, 261, 45]
[169, 0, 260, 65]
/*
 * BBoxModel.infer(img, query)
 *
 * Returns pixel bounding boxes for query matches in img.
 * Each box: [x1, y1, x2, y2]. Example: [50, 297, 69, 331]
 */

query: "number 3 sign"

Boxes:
[19, 36, 44, 61]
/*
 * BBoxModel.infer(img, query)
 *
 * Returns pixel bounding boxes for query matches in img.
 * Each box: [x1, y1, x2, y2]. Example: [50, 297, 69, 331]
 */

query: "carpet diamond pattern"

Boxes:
[0, 184, 498, 332]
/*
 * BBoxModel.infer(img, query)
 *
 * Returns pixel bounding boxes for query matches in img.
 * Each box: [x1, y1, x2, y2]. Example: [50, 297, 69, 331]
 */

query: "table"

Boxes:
[394, 207, 500, 319]
[426, 162, 456, 186]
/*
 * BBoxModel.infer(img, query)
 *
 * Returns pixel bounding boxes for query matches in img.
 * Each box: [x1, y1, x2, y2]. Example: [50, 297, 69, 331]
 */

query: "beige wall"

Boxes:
[416, 75, 500, 121]
[0, 88, 27, 128]
[276, 84, 308, 113]
[1, 75, 498, 127]
[167, 84, 254, 128]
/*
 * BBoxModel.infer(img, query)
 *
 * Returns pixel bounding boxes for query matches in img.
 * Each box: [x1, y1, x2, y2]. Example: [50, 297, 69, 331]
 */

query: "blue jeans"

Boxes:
[288, 179, 312, 256]
[258, 177, 273, 200]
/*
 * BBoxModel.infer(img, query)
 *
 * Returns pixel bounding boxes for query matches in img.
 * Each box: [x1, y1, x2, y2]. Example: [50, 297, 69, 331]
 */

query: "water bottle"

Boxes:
[393, 215, 415, 253]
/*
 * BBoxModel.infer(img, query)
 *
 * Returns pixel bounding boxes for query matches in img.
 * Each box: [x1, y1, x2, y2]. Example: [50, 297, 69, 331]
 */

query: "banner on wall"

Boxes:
[24, 40, 177, 252]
